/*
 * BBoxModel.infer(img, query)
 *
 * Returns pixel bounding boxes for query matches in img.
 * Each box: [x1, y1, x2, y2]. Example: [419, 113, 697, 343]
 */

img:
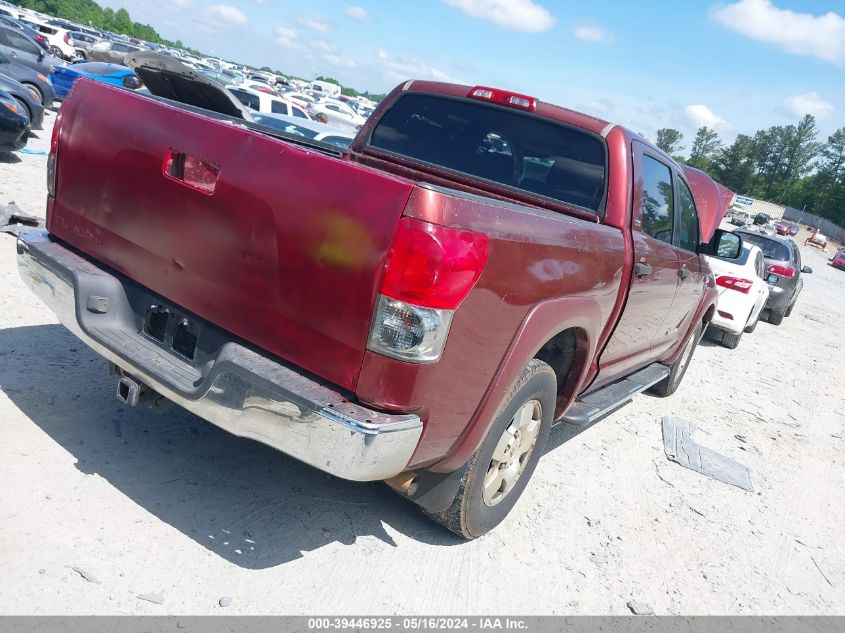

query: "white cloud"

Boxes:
[345, 6, 369, 20]
[296, 12, 330, 33]
[573, 25, 612, 43]
[323, 53, 357, 69]
[684, 104, 730, 133]
[442, 0, 555, 32]
[312, 40, 335, 53]
[275, 26, 302, 50]
[206, 4, 248, 26]
[377, 49, 462, 84]
[712, 0, 845, 67]
[172, 0, 196, 8]
[784, 92, 834, 119]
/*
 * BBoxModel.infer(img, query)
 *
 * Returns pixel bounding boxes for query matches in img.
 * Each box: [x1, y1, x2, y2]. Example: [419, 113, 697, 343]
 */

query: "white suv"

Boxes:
[19, 18, 75, 60]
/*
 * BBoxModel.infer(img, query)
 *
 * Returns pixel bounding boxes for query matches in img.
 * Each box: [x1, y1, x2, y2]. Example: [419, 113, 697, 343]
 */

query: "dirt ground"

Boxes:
[1, 111, 843, 615]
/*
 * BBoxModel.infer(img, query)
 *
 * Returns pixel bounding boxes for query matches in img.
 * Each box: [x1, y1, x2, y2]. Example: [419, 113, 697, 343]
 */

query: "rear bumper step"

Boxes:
[16, 230, 422, 481]
[559, 363, 670, 427]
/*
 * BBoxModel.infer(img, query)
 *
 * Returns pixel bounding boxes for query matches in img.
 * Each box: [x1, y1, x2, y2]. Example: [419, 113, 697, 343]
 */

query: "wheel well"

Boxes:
[534, 328, 585, 411]
[13, 96, 32, 121]
[22, 82, 42, 100]
[703, 304, 715, 324]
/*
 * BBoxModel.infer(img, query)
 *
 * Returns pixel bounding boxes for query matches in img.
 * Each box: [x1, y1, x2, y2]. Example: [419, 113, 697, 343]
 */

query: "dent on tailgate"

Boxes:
[48, 80, 416, 391]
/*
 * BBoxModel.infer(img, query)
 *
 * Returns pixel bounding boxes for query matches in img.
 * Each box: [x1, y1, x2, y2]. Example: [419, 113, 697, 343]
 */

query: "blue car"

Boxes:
[50, 62, 140, 100]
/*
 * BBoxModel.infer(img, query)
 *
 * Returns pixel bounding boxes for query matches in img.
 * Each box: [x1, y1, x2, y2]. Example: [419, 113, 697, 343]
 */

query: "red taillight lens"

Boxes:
[380, 217, 489, 310]
[767, 264, 795, 278]
[64, 32, 70, 44]
[467, 86, 537, 111]
[716, 275, 753, 294]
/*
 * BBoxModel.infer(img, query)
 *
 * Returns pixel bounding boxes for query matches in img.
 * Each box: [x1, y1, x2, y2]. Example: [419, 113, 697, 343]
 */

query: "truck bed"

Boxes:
[49, 79, 416, 390]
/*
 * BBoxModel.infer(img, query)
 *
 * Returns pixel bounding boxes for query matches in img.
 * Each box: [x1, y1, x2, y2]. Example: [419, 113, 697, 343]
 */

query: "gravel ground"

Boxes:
[1, 112, 843, 615]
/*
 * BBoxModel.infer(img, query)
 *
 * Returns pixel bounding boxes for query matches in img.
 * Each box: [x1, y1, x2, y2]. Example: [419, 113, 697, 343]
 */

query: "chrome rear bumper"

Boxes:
[16, 231, 422, 481]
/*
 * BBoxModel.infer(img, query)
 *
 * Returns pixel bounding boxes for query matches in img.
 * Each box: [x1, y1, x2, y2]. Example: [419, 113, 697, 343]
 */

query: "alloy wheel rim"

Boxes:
[482, 399, 542, 506]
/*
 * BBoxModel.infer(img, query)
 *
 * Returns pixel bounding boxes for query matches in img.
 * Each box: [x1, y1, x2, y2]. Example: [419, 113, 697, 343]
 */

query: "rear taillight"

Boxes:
[716, 275, 753, 294]
[367, 217, 489, 363]
[380, 217, 489, 309]
[767, 264, 795, 278]
[47, 107, 63, 198]
[63, 32, 70, 44]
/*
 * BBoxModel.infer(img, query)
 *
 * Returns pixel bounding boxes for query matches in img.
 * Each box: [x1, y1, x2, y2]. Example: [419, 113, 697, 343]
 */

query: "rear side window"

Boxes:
[4, 28, 39, 54]
[639, 156, 674, 244]
[738, 233, 791, 261]
[229, 89, 259, 111]
[270, 100, 287, 114]
[677, 178, 699, 252]
[292, 106, 308, 119]
[368, 93, 607, 213]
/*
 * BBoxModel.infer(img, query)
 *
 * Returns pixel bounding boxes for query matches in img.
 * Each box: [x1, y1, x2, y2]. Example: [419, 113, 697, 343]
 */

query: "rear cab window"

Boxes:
[676, 178, 699, 252]
[367, 92, 607, 214]
[639, 155, 674, 243]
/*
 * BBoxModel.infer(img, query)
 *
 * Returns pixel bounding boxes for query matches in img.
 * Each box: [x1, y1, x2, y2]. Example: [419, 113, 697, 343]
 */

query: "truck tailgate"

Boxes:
[48, 80, 416, 390]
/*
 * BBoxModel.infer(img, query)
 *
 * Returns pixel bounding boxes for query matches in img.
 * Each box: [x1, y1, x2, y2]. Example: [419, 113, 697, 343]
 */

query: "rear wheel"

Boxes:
[767, 308, 786, 326]
[784, 301, 795, 318]
[49, 46, 63, 59]
[720, 330, 742, 349]
[650, 322, 702, 397]
[425, 359, 556, 539]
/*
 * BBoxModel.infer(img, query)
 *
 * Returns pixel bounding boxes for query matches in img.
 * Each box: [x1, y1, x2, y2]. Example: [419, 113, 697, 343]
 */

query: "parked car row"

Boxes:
[704, 223, 813, 348]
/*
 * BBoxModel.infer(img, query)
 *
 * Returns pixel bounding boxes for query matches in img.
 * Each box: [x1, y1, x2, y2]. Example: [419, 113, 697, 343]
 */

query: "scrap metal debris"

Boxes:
[662, 416, 753, 492]
[69, 566, 101, 585]
[0, 202, 42, 236]
[627, 599, 654, 615]
[138, 591, 165, 605]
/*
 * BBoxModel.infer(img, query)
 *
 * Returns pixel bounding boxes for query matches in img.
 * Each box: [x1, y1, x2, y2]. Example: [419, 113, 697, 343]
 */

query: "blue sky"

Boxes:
[100, 0, 844, 150]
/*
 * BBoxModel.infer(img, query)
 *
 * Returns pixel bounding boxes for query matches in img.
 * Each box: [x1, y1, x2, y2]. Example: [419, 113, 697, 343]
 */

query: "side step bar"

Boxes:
[558, 363, 670, 427]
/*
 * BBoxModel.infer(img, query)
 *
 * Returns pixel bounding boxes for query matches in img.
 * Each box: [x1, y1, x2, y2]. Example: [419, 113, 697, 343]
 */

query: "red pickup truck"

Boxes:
[17, 59, 741, 538]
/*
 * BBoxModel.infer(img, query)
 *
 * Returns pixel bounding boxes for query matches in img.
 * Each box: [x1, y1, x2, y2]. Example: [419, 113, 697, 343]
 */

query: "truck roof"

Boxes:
[400, 80, 613, 137]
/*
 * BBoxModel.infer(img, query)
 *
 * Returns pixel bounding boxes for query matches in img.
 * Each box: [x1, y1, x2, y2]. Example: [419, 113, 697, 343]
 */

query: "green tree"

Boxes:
[656, 128, 684, 156]
[713, 134, 755, 194]
[687, 126, 722, 171]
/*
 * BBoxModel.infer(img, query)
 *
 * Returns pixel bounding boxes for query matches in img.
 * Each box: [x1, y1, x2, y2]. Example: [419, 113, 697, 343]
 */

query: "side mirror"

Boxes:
[700, 229, 742, 259]
[802, 266, 813, 274]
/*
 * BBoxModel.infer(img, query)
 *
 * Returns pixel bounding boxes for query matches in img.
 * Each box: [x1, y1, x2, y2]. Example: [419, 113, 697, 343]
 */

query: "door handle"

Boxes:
[679, 267, 690, 280]
[634, 262, 653, 277]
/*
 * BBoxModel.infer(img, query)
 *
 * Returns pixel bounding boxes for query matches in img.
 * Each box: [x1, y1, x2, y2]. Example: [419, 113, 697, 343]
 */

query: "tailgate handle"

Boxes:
[162, 149, 219, 195]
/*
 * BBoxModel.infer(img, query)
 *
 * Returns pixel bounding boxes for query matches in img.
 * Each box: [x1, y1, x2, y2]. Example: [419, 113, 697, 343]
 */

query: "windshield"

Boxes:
[738, 232, 791, 261]
[369, 93, 607, 213]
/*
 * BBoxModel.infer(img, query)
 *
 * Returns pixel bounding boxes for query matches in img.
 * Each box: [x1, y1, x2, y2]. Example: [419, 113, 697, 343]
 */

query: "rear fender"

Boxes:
[429, 295, 602, 473]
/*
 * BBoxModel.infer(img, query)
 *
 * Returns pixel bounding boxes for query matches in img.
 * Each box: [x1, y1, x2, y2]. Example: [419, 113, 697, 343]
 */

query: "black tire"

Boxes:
[21, 83, 43, 106]
[767, 308, 786, 326]
[49, 46, 63, 59]
[13, 97, 31, 124]
[425, 359, 556, 539]
[720, 330, 742, 349]
[784, 301, 795, 318]
[650, 322, 702, 397]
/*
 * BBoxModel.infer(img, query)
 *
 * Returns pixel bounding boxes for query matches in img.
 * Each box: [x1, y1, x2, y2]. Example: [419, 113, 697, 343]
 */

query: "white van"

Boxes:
[308, 80, 341, 97]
